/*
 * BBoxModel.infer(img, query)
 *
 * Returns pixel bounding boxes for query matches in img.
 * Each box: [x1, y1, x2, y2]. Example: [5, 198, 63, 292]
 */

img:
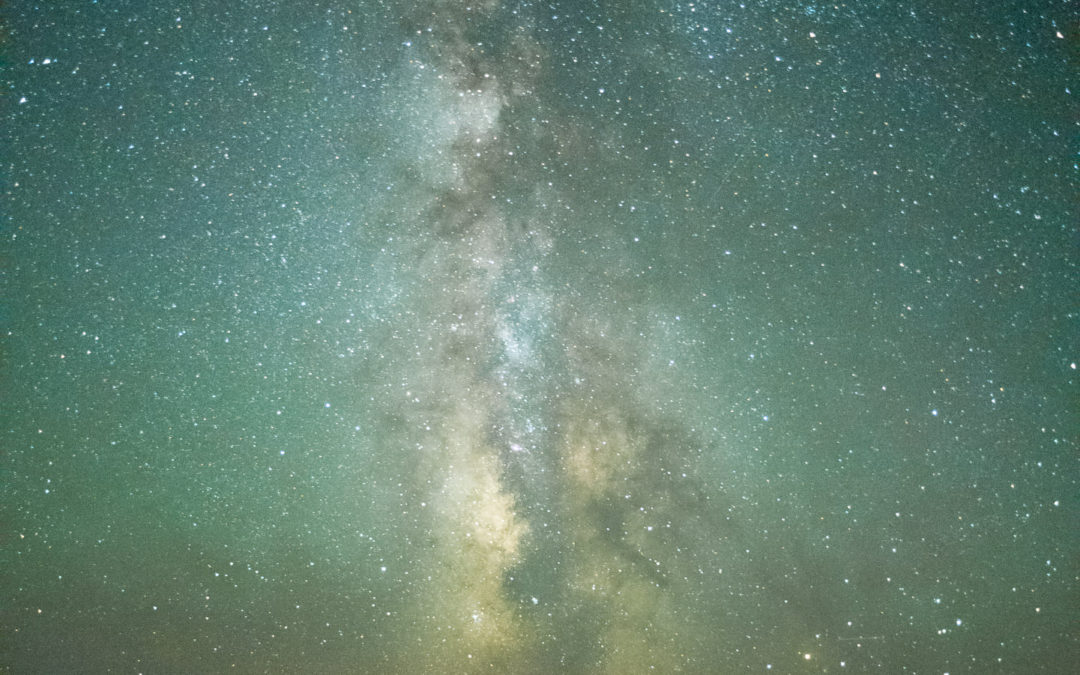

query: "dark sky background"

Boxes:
[3, 1, 1077, 672]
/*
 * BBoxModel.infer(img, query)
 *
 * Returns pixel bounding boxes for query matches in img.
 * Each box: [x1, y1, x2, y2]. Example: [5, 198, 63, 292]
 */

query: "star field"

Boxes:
[3, 1, 1077, 672]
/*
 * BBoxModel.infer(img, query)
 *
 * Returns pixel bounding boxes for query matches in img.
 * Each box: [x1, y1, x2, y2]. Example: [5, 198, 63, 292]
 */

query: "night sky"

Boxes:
[3, 1, 1077, 673]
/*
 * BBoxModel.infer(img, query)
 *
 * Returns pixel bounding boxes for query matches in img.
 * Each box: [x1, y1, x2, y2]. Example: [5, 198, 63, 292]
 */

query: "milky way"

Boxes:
[364, 4, 723, 669]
